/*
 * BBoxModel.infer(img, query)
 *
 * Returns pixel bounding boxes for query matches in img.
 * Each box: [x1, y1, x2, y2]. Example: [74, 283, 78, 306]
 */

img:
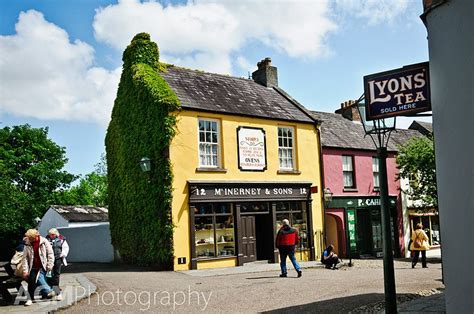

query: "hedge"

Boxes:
[105, 33, 180, 268]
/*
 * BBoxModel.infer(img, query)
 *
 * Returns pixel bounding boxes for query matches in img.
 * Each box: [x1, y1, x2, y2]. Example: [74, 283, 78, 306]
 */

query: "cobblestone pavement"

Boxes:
[52, 258, 444, 313]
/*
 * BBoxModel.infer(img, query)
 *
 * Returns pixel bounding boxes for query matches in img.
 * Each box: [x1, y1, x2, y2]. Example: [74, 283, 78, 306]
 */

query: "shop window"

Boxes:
[278, 126, 295, 170]
[198, 119, 220, 167]
[275, 202, 308, 251]
[372, 157, 380, 189]
[342, 155, 355, 188]
[194, 203, 235, 258]
[239, 202, 269, 213]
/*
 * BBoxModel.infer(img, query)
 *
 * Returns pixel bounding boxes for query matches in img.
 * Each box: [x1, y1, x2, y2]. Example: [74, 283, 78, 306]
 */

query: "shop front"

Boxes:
[188, 181, 314, 269]
[325, 196, 400, 258]
[408, 208, 440, 247]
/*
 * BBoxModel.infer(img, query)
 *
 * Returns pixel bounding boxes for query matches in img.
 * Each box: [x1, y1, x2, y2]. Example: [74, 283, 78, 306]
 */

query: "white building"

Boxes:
[38, 205, 114, 263]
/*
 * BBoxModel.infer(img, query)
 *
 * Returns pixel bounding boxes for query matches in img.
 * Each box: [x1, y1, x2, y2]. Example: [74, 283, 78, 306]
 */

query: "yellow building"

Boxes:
[161, 58, 324, 270]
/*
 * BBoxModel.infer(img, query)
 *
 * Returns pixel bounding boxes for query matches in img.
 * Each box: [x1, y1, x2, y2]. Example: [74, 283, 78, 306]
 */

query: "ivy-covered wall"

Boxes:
[105, 33, 180, 268]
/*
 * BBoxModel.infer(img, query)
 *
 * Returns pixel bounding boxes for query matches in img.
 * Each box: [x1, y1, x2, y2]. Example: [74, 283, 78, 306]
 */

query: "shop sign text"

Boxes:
[237, 127, 267, 171]
[364, 62, 431, 120]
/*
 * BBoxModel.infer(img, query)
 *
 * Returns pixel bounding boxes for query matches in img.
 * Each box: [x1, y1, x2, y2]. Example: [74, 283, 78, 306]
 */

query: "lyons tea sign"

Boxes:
[364, 62, 431, 120]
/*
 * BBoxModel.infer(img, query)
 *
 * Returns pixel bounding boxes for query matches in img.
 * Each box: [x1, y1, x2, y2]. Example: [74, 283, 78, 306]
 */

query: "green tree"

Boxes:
[397, 136, 438, 207]
[54, 154, 108, 206]
[0, 124, 75, 257]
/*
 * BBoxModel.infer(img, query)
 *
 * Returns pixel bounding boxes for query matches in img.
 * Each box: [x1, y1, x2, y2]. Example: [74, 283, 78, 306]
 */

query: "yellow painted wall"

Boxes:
[170, 110, 324, 270]
[197, 258, 237, 270]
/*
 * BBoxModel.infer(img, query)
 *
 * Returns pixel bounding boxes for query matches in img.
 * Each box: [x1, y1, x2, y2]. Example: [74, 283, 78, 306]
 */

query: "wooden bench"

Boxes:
[0, 262, 23, 303]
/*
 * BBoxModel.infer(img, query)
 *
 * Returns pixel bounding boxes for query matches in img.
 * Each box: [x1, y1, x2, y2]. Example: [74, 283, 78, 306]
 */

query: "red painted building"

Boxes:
[312, 104, 421, 258]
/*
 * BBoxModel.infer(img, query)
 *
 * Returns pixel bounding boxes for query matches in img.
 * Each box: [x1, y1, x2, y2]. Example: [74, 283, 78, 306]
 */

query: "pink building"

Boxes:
[312, 107, 420, 258]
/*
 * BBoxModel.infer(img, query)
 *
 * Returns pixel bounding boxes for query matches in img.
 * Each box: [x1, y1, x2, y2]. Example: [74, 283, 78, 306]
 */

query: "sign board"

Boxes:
[363, 62, 431, 120]
[346, 209, 357, 251]
[237, 127, 267, 171]
[189, 182, 311, 202]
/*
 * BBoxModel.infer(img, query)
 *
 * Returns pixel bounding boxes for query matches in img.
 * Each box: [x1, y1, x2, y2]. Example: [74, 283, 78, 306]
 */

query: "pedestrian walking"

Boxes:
[321, 244, 340, 270]
[46, 228, 69, 300]
[276, 219, 302, 278]
[410, 223, 430, 268]
[22, 229, 55, 306]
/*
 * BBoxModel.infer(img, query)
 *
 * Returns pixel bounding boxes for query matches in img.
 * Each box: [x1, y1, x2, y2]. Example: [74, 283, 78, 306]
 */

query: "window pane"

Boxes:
[239, 202, 269, 213]
[276, 202, 290, 212]
[199, 121, 205, 131]
[210, 121, 217, 132]
[216, 215, 235, 257]
[195, 216, 215, 258]
[344, 172, 354, 187]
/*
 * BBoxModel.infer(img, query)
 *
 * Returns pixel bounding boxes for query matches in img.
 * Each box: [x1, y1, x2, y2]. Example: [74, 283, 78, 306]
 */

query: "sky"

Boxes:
[0, 0, 432, 178]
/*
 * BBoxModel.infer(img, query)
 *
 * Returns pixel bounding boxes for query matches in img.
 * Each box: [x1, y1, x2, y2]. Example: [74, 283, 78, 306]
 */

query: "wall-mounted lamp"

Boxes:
[139, 157, 151, 173]
[323, 187, 333, 204]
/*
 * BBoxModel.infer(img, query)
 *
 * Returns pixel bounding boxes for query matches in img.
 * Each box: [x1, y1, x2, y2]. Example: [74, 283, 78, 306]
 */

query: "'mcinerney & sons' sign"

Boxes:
[364, 62, 431, 120]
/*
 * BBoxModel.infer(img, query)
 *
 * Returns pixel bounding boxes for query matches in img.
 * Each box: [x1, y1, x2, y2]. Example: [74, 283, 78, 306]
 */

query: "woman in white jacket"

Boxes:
[46, 228, 69, 300]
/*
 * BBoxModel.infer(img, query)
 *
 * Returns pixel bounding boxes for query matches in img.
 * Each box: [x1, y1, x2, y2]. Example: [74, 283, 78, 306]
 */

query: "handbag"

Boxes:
[10, 251, 23, 265]
[413, 232, 423, 249]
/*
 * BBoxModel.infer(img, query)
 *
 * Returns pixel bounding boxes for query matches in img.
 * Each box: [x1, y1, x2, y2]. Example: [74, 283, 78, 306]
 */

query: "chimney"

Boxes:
[252, 57, 278, 88]
[335, 100, 361, 121]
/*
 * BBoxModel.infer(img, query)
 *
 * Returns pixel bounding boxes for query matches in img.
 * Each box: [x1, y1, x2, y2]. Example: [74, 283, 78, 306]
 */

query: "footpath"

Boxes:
[0, 273, 95, 313]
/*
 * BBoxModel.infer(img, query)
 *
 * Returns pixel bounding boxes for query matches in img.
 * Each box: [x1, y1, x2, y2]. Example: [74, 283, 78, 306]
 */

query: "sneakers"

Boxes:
[55, 294, 63, 301]
[279, 273, 287, 277]
[24, 300, 33, 306]
[297, 270, 302, 278]
[47, 290, 56, 299]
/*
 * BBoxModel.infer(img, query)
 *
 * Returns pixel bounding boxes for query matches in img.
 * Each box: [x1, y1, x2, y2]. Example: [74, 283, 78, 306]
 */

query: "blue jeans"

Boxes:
[28, 268, 53, 300]
[279, 247, 301, 274]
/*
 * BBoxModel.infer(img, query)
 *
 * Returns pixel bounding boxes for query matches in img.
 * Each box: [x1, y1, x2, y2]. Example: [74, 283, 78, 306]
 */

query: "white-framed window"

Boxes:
[198, 118, 220, 167]
[278, 126, 295, 170]
[342, 155, 355, 188]
[372, 157, 380, 188]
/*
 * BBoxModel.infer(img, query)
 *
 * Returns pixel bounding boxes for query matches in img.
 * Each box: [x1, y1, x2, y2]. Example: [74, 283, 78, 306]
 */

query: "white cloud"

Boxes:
[0, 10, 120, 126]
[334, 0, 410, 25]
[93, 0, 337, 74]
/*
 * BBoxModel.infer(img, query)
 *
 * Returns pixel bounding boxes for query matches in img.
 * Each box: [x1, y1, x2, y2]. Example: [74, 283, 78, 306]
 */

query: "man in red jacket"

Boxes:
[276, 219, 302, 278]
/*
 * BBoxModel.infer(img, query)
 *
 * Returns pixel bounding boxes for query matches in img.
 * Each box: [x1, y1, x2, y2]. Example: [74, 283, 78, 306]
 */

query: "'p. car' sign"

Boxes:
[363, 62, 431, 120]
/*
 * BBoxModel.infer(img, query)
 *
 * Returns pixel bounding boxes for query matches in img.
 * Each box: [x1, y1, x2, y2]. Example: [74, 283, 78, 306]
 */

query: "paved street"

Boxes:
[56, 259, 443, 313]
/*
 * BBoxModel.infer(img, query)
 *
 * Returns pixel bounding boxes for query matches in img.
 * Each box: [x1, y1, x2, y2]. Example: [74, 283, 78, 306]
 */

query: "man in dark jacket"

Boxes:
[276, 219, 302, 278]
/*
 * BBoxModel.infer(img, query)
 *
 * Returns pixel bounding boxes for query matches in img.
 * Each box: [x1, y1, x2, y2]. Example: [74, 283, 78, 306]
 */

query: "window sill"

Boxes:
[277, 169, 301, 175]
[195, 167, 227, 173]
[343, 188, 358, 192]
[373, 187, 380, 192]
[194, 255, 236, 262]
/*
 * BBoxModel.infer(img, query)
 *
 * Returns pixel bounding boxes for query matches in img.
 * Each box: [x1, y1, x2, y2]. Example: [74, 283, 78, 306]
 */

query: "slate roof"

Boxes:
[409, 120, 433, 136]
[51, 205, 108, 223]
[311, 111, 422, 152]
[160, 66, 315, 124]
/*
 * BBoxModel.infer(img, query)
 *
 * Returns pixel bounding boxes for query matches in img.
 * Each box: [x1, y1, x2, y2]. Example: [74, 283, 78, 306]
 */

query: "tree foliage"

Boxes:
[0, 124, 75, 257]
[397, 136, 438, 207]
[54, 154, 108, 207]
[105, 33, 180, 268]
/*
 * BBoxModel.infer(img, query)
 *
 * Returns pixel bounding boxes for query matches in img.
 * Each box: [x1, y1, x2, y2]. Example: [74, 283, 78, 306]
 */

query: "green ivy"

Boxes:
[105, 33, 180, 268]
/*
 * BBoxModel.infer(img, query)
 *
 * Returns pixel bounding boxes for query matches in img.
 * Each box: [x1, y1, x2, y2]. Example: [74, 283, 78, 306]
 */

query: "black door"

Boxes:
[356, 209, 373, 257]
[240, 216, 257, 263]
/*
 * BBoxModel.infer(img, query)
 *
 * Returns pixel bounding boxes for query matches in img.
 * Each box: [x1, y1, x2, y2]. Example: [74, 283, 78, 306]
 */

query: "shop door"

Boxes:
[240, 216, 257, 263]
[356, 209, 373, 257]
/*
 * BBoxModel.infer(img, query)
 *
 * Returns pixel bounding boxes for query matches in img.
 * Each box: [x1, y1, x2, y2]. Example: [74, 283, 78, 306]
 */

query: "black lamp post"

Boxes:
[356, 97, 397, 313]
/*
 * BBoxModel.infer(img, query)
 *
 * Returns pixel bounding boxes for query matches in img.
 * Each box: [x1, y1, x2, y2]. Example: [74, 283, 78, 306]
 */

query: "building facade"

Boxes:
[312, 106, 421, 259]
[161, 58, 325, 270]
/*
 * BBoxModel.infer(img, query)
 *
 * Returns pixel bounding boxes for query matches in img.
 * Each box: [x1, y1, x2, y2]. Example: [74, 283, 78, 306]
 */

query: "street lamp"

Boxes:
[356, 96, 397, 313]
[139, 157, 151, 173]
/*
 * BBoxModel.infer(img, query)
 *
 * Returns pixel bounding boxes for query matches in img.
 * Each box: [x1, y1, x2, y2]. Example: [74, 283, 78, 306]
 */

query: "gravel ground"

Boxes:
[58, 259, 443, 313]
